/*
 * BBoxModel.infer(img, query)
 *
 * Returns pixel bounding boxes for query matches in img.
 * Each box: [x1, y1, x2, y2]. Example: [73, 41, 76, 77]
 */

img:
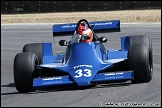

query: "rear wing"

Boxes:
[53, 20, 120, 37]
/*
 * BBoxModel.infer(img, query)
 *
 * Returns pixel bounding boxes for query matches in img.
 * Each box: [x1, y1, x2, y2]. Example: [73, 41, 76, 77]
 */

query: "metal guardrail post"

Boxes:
[5, 2, 8, 14]
[53, 1, 56, 12]
[38, 1, 41, 12]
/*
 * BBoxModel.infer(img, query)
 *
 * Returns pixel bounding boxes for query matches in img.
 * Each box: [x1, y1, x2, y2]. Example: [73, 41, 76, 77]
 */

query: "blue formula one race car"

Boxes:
[13, 19, 153, 93]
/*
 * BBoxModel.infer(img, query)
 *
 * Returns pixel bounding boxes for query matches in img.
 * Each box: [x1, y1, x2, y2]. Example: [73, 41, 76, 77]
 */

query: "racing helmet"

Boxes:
[76, 22, 93, 42]
[80, 27, 93, 42]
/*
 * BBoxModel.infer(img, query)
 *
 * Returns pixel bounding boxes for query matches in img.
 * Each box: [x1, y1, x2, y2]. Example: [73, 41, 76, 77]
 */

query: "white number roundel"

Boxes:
[74, 69, 92, 78]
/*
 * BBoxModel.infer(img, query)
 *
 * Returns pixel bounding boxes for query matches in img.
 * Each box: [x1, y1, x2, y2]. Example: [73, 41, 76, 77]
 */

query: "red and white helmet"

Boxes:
[76, 22, 93, 42]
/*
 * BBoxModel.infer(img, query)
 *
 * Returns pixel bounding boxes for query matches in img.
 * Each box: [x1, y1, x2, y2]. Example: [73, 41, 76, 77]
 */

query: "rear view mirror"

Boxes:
[59, 40, 69, 46]
[98, 37, 107, 43]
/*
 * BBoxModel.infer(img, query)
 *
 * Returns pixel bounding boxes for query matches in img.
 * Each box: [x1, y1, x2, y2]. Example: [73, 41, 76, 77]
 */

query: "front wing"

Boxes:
[33, 71, 133, 87]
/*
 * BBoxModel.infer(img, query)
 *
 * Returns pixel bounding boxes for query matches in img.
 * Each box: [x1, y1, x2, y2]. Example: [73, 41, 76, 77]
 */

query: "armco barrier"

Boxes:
[1, 1, 161, 14]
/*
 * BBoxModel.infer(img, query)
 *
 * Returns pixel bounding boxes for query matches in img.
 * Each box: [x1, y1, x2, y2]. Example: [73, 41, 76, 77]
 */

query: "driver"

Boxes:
[65, 21, 93, 63]
[70, 21, 93, 44]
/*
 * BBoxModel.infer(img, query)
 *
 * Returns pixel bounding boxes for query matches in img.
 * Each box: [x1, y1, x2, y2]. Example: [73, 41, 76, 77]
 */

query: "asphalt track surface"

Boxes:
[1, 23, 161, 107]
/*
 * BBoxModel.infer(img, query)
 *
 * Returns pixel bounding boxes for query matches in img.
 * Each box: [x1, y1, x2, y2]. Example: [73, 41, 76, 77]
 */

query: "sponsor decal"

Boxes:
[94, 22, 112, 26]
[73, 65, 93, 69]
[62, 24, 76, 28]
[105, 72, 123, 76]
[61, 22, 112, 28]
[104, 72, 124, 79]
[43, 77, 62, 81]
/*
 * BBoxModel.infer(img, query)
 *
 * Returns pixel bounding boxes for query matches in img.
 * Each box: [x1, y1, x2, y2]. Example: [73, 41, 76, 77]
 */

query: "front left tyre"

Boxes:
[128, 44, 153, 83]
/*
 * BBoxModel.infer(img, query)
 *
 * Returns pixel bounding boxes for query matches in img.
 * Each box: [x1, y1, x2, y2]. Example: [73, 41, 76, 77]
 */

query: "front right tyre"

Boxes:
[14, 52, 38, 93]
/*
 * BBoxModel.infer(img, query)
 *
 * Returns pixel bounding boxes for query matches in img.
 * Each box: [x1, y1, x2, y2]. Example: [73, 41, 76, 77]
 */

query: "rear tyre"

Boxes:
[129, 35, 150, 46]
[128, 44, 153, 83]
[14, 52, 38, 93]
[23, 43, 42, 64]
